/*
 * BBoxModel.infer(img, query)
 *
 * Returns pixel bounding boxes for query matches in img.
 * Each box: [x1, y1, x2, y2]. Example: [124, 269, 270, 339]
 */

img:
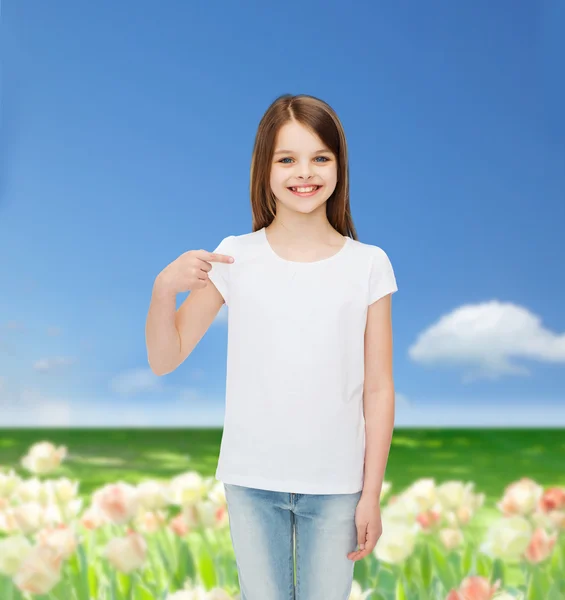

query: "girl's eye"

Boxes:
[278, 156, 330, 164]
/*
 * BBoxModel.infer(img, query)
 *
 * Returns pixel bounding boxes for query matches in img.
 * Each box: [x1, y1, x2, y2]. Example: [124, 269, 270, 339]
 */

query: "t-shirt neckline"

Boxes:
[260, 226, 350, 265]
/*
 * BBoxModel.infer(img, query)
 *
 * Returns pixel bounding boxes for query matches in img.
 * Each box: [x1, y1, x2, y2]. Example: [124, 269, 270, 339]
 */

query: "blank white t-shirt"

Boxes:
[207, 226, 398, 494]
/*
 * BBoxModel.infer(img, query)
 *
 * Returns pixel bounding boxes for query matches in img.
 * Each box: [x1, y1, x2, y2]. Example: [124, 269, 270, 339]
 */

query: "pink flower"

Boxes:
[169, 513, 189, 537]
[524, 527, 558, 563]
[104, 530, 147, 574]
[36, 523, 78, 560]
[80, 504, 109, 530]
[92, 482, 139, 526]
[447, 575, 501, 600]
[416, 508, 442, 531]
[538, 487, 565, 512]
[13, 544, 63, 595]
[138, 509, 166, 533]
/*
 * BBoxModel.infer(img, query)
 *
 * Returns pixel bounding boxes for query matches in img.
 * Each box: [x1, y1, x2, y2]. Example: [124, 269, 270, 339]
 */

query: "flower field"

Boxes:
[0, 429, 564, 599]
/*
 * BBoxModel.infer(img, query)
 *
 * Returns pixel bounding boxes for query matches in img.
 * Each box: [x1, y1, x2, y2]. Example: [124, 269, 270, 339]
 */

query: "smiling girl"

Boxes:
[146, 93, 398, 599]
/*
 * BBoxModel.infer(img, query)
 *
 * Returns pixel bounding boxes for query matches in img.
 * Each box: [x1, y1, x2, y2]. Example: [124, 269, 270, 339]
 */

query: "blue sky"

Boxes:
[1, 1, 564, 428]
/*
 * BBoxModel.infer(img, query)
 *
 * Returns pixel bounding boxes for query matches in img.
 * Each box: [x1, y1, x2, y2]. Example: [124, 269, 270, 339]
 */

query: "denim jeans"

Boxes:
[224, 483, 363, 600]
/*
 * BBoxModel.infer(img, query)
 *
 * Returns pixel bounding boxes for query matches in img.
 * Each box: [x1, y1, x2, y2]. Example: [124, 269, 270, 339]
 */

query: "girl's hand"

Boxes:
[156, 249, 234, 295]
[347, 494, 383, 561]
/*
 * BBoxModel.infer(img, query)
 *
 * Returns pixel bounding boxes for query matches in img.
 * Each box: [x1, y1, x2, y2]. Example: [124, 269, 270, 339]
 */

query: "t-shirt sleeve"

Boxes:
[368, 246, 398, 305]
[206, 235, 236, 304]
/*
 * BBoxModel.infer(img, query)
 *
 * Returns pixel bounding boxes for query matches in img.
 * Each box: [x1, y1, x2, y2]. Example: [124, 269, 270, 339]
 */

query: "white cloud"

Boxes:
[33, 356, 77, 371]
[408, 300, 565, 382]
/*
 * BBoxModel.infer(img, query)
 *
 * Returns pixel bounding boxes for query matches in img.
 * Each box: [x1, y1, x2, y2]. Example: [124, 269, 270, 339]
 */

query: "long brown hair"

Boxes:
[250, 94, 358, 241]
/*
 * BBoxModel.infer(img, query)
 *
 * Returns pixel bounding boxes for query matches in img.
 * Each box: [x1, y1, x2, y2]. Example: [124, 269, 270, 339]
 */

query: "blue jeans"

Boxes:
[224, 483, 363, 600]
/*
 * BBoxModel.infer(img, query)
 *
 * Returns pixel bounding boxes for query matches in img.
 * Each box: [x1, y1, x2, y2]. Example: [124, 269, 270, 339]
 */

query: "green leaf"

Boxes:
[490, 558, 505, 588]
[76, 543, 91, 600]
[0, 575, 13, 600]
[429, 543, 456, 591]
[475, 553, 492, 578]
[526, 566, 547, 600]
[402, 553, 418, 585]
[420, 544, 432, 591]
[157, 540, 181, 588]
[110, 569, 118, 600]
[353, 554, 369, 583]
[198, 551, 217, 590]
[550, 541, 563, 581]
[395, 576, 407, 600]
[461, 544, 473, 576]
[175, 538, 196, 590]
[547, 580, 564, 600]
[416, 581, 429, 600]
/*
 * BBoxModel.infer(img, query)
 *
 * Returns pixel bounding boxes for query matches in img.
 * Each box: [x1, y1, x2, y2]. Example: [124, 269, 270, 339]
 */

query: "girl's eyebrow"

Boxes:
[273, 148, 332, 155]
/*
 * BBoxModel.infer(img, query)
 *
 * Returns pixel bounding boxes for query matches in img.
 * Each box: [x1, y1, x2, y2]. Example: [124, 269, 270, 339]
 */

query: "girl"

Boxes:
[147, 94, 398, 600]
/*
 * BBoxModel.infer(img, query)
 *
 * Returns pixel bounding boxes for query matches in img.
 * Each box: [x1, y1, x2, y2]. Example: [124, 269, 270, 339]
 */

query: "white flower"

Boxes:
[166, 578, 237, 599]
[404, 478, 437, 511]
[136, 480, 171, 511]
[166, 584, 207, 599]
[207, 589, 236, 600]
[373, 522, 419, 564]
[0, 535, 33, 576]
[480, 515, 532, 562]
[104, 530, 147, 573]
[348, 579, 374, 599]
[45, 477, 80, 503]
[438, 527, 464, 550]
[207, 480, 227, 507]
[167, 593, 194, 600]
[13, 478, 47, 504]
[168, 472, 208, 506]
[13, 544, 63, 594]
[382, 494, 421, 525]
[497, 478, 544, 517]
[436, 481, 474, 510]
[20, 442, 67, 476]
[194, 499, 228, 529]
[12, 501, 46, 535]
[0, 469, 21, 499]
[492, 592, 525, 600]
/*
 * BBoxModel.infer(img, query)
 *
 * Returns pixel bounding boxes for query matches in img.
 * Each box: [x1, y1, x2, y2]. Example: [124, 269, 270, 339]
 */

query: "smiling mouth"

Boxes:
[287, 185, 323, 196]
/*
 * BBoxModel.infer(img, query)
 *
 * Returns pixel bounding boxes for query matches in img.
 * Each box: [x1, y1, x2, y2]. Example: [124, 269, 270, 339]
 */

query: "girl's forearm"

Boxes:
[361, 388, 395, 500]
[145, 277, 181, 375]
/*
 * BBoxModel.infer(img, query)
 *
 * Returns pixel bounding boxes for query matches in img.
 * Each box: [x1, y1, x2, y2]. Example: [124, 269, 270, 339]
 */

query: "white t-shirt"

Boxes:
[207, 226, 398, 494]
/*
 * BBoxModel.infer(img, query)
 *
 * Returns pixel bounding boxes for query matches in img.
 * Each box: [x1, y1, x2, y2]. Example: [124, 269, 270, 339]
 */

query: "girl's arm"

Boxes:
[361, 292, 396, 500]
[146, 275, 225, 375]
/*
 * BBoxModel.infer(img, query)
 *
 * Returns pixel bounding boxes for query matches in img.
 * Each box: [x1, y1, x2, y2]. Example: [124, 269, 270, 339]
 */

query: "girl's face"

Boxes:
[269, 121, 338, 214]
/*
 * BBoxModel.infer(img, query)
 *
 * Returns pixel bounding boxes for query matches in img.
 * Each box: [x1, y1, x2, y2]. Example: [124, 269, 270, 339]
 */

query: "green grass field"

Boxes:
[2, 427, 564, 503]
[2, 427, 564, 598]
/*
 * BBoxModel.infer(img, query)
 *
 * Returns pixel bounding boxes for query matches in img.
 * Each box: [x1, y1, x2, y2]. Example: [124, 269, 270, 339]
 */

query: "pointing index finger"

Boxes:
[206, 252, 235, 263]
